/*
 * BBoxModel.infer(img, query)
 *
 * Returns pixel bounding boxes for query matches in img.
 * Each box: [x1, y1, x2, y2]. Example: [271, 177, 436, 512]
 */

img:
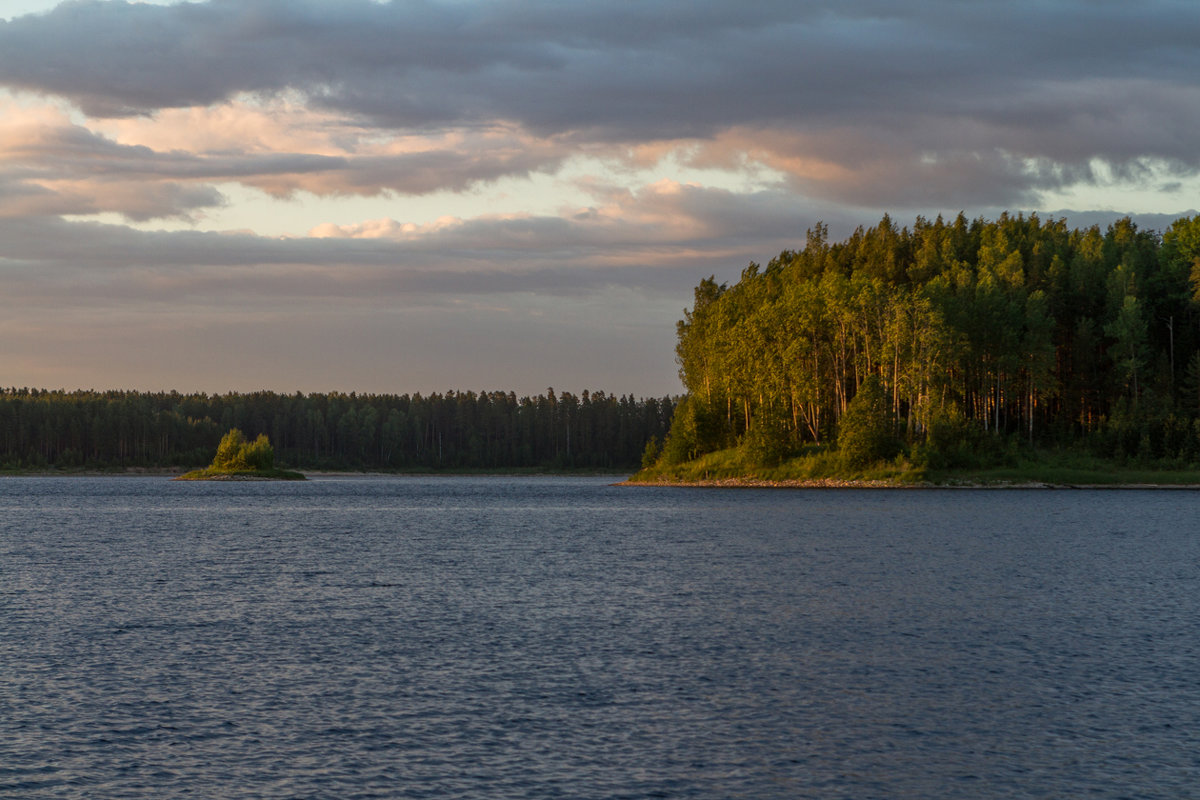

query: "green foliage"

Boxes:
[209, 428, 275, 472]
[640, 435, 662, 470]
[741, 407, 791, 467]
[1104, 294, 1148, 400]
[1182, 351, 1200, 416]
[212, 428, 249, 470]
[242, 434, 275, 470]
[669, 211, 1200, 477]
[1162, 215, 1200, 302]
[0, 387, 674, 472]
[660, 395, 724, 465]
[913, 403, 980, 469]
[632, 439, 1200, 487]
[836, 376, 899, 468]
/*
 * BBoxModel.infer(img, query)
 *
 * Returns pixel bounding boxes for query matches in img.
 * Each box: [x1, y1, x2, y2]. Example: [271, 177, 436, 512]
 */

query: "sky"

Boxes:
[1, 0, 1198, 397]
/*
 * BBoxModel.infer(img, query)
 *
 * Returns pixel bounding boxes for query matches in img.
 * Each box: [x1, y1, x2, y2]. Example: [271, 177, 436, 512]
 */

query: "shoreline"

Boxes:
[618, 478, 1200, 489]
[0, 468, 630, 479]
[4, 469, 1198, 489]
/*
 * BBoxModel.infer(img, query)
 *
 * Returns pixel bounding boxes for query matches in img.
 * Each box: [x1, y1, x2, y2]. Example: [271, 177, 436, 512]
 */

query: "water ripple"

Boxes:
[2, 478, 1200, 797]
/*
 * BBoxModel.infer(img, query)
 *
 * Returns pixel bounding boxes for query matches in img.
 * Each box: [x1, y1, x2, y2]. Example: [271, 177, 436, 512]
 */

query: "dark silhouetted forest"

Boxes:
[663, 212, 1200, 469]
[0, 388, 674, 471]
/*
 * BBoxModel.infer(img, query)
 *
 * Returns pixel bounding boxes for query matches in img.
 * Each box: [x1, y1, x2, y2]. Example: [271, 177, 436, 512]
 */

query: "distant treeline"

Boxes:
[0, 388, 675, 471]
[665, 212, 1200, 468]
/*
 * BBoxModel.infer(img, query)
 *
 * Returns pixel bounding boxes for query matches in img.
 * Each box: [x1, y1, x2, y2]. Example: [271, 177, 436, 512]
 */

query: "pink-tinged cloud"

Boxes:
[1, 0, 1198, 395]
[0, 97, 577, 220]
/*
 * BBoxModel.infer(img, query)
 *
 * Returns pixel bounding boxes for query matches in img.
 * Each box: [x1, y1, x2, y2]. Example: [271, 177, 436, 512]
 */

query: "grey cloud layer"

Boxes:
[2, 0, 1199, 395]
[0, 182, 846, 311]
[2, 0, 1198, 178]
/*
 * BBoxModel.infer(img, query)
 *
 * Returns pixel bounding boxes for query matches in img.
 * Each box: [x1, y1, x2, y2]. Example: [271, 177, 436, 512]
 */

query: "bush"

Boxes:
[836, 376, 899, 469]
[660, 395, 724, 465]
[741, 408, 790, 467]
[640, 435, 662, 470]
[916, 402, 980, 469]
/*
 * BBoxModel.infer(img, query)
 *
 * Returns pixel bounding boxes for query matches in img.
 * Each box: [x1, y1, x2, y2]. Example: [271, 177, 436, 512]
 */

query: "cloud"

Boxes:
[0, 179, 844, 314]
[0, 0, 1197, 211]
[5, 167, 1188, 315]
[1, 0, 1199, 394]
[0, 95, 578, 222]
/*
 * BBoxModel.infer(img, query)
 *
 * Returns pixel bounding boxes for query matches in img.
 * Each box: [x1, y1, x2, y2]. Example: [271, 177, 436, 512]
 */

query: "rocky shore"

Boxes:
[619, 477, 1200, 489]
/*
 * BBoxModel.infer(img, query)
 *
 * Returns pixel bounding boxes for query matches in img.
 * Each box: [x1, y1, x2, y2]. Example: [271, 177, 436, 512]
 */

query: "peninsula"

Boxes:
[633, 212, 1200, 487]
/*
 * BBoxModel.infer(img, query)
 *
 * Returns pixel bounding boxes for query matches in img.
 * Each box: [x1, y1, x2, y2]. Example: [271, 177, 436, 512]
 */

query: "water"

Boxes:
[2, 476, 1199, 799]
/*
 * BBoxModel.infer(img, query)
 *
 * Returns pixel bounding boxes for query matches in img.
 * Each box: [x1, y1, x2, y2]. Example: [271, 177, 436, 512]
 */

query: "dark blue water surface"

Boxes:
[2, 477, 1199, 799]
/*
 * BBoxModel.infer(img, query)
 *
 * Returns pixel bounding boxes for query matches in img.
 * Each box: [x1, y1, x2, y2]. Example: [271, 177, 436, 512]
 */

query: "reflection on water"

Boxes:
[2, 477, 1199, 798]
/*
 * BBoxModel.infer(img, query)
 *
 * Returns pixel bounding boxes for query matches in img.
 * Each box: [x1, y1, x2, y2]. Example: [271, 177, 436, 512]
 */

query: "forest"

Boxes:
[659, 212, 1200, 472]
[0, 387, 674, 472]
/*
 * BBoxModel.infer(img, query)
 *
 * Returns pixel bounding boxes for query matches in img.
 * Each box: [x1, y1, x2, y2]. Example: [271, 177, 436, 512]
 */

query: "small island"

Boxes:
[175, 429, 305, 481]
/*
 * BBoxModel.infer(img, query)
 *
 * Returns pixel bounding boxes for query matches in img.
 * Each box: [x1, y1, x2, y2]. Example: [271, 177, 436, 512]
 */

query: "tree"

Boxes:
[211, 428, 273, 471]
[242, 434, 275, 470]
[0, 388, 671, 472]
[1105, 294, 1149, 403]
[213, 428, 250, 470]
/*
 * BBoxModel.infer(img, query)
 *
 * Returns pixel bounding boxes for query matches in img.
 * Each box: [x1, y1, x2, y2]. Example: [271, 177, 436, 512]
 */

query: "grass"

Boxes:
[627, 445, 1200, 487]
[924, 449, 1200, 486]
[174, 467, 307, 481]
[627, 446, 923, 484]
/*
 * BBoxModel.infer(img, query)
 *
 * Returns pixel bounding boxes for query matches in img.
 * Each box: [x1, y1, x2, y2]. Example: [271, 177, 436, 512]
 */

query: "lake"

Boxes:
[2, 476, 1198, 798]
